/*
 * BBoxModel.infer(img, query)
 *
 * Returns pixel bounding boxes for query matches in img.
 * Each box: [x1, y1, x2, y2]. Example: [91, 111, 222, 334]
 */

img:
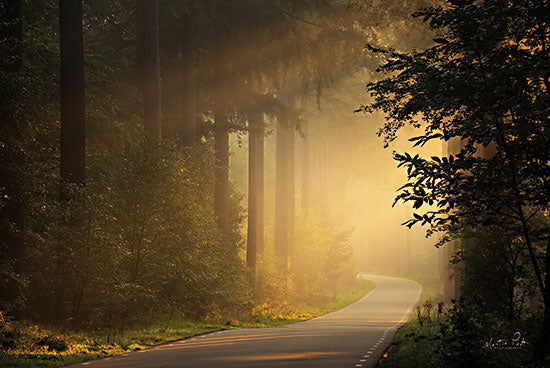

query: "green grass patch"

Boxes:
[0, 321, 225, 368]
[377, 301, 542, 368]
[1, 280, 374, 367]
[378, 319, 441, 368]
[241, 279, 375, 328]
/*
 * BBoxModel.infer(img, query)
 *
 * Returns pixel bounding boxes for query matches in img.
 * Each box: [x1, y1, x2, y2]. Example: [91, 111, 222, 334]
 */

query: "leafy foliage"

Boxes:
[360, 0, 550, 360]
[456, 225, 539, 320]
[362, 0, 549, 234]
[255, 208, 356, 310]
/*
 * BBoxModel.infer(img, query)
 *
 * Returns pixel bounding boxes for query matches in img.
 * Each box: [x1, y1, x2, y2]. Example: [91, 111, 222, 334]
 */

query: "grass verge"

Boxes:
[1, 280, 374, 367]
[376, 291, 542, 368]
[376, 275, 442, 368]
[377, 319, 440, 368]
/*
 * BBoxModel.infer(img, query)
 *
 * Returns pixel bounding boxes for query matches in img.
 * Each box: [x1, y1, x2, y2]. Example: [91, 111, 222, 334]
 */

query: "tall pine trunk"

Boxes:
[60, 0, 86, 185]
[301, 119, 310, 212]
[287, 120, 295, 260]
[180, 4, 195, 147]
[257, 125, 264, 256]
[1, 0, 24, 278]
[274, 113, 294, 279]
[1, 0, 22, 72]
[538, 236, 550, 360]
[246, 113, 264, 279]
[214, 116, 229, 234]
[58, 0, 87, 321]
[137, 0, 161, 139]
[212, 27, 230, 236]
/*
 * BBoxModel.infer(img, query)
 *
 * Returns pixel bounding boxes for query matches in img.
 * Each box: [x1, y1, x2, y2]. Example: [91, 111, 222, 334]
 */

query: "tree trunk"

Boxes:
[1, 0, 22, 72]
[274, 114, 293, 279]
[257, 128, 264, 254]
[214, 118, 229, 233]
[213, 132, 230, 234]
[301, 119, 310, 212]
[137, 0, 161, 139]
[180, 5, 195, 147]
[507, 272, 516, 320]
[287, 121, 295, 260]
[60, 0, 86, 185]
[212, 27, 230, 236]
[535, 236, 550, 361]
[0, 0, 24, 279]
[246, 113, 264, 279]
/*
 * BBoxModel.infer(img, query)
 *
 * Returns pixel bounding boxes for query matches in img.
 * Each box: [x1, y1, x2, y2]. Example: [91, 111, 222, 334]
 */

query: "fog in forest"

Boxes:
[230, 73, 442, 282]
[5, 0, 549, 365]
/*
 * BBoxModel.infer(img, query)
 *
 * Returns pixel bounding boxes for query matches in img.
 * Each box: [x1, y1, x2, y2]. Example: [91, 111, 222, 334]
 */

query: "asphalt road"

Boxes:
[70, 275, 422, 368]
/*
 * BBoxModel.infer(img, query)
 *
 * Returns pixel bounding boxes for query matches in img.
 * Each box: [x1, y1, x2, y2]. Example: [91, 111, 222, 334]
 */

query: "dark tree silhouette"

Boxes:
[246, 112, 264, 278]
[180, 4, 195, 147]
[361, 0, 550, 360]
[0, 0, 24, 276]
[137, 0, 161, 139]
[274, 111, 295, 279]
[212, 25, 230, 236]
[59, 0, 86, 185]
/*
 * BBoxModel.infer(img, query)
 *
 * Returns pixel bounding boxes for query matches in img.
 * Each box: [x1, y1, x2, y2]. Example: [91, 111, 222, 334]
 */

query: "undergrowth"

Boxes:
[0, 280, 374, 367]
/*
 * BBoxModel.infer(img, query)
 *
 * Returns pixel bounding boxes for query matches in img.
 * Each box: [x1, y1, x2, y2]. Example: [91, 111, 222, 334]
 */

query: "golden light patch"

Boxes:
[176, 333, 334, 349]
[212, 351, 345, 362]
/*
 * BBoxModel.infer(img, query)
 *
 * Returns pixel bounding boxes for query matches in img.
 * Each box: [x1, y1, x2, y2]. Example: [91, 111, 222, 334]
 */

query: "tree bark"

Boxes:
[60, 0, 86, 185]
[535, 236, 550, 361]
[257, 127, 264, 254]
[301, 119, 310, 212]
[212, 24, 230, 236]
[287, 120, 295, 260]
[0, 0, 24, 278]
[440, 139, 458, 299]
[1, 0, 22, 72]
[137, 0, 161, 139]
[246, 113, 264, 278]
[274, 113, 294, 279]
[214, 118, 229, 233]
[180, 4, 195, 147]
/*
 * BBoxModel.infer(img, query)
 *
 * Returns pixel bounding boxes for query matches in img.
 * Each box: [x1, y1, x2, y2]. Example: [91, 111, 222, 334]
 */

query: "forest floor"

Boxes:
[0, 280, 374, 368]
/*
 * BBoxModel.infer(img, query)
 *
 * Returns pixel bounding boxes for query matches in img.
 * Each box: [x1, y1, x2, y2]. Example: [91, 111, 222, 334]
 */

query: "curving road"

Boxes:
[70, 275, 421, 368]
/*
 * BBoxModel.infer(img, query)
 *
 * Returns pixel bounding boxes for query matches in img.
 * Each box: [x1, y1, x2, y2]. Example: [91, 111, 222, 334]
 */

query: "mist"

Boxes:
[4, 0, 548, 366]
[229, 72, 443, 283]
